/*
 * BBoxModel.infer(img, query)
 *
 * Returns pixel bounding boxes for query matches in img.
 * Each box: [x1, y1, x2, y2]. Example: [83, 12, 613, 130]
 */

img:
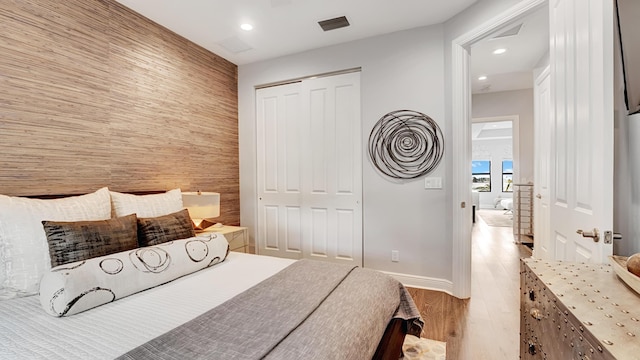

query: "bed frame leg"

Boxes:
[372, 318, 406, 360]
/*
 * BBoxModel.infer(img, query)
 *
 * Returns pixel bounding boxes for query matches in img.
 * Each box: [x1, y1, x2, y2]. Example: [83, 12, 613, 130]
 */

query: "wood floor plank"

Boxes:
[406, 214, 531, 359]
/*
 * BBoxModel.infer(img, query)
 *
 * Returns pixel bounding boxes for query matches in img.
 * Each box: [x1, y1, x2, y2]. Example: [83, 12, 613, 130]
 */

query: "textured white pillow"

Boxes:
[110, 189, 183, 218]
[0, 187, 111, 298]
[40, 233, 229, 316]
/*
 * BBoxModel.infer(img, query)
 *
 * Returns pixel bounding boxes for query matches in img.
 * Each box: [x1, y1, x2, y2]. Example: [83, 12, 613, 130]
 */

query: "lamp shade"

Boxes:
[181, 192, 220, 227]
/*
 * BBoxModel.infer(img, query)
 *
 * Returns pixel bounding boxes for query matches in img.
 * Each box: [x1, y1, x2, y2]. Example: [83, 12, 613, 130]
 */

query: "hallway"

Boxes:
[408, 212, 531, 359]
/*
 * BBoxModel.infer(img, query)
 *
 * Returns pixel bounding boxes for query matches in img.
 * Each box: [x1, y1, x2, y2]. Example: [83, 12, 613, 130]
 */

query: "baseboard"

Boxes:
[382, 271, 454, 296]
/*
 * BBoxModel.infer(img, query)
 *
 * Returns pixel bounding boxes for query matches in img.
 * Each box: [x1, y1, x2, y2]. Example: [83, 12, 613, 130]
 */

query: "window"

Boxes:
[472, 160, 491, 192]
[502, 160, 513, 192]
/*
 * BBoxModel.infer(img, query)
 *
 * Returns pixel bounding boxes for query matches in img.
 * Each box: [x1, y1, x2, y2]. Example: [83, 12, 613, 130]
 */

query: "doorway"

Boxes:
[451, 0, 548, 298]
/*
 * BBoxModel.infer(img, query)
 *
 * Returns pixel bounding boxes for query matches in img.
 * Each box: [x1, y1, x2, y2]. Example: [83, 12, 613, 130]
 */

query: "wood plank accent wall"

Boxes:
[0, 0, 240, 225]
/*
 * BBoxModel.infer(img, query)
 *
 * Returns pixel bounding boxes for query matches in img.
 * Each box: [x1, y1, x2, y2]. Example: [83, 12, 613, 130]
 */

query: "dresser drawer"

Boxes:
[520, 259, 630, 360]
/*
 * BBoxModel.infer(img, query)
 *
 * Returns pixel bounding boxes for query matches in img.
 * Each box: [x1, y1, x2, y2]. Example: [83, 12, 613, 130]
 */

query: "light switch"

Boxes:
[424, 177, 442, 189]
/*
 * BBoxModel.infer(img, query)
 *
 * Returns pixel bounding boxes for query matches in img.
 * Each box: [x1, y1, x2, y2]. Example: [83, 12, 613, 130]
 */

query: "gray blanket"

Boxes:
[117, 259, 423, 360]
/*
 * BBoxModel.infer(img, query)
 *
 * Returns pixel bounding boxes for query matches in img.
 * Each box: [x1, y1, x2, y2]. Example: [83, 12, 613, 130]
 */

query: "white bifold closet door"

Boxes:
[256, 72, 362, 266]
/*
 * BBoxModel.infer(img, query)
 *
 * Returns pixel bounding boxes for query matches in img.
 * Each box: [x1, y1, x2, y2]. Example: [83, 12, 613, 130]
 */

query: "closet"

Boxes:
[255, 72, 363, 266]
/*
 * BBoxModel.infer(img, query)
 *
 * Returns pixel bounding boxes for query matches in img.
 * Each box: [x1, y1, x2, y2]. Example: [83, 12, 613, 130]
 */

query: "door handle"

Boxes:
[536, 194, 542, 199]
[577, 228, 599, 242]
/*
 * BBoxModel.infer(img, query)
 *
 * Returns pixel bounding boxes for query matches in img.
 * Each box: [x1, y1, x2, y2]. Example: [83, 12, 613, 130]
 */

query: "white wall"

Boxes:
[613, 12, 640, 256]
[239, 25, 451, 286]
[472, 138, 514, 208]
[239, 0, 536, 293]
[617, 113, 640, 256]
[472, 89, 535, 183]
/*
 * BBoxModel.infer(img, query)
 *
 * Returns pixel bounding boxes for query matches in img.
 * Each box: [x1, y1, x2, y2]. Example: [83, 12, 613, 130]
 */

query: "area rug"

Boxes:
[402, 335, 446, 360]
[477, 209, 512, 227]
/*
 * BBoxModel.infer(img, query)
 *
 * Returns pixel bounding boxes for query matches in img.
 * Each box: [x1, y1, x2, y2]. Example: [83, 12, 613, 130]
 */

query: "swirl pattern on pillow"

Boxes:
[39, 233, 229, 317]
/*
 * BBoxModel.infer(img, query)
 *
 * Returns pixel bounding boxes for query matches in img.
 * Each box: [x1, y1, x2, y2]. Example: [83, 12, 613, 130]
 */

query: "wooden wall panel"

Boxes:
[0, 0, 240, 225]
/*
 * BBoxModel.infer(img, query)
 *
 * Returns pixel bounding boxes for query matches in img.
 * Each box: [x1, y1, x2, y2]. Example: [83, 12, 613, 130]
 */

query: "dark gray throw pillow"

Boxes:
[43, 214, 138, 267]
[137, 208, 196, 247]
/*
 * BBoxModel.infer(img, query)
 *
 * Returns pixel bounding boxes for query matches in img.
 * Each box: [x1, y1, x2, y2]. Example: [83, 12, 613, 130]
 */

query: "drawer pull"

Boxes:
[530, 308, 543, 320]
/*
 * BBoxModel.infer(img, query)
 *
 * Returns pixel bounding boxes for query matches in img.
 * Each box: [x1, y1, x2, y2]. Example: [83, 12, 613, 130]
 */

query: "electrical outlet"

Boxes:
[391, 250, 399, 262]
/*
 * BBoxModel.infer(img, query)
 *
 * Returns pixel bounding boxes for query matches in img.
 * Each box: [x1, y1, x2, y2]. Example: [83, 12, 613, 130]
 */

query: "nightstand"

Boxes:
[197, 225, 249, 253]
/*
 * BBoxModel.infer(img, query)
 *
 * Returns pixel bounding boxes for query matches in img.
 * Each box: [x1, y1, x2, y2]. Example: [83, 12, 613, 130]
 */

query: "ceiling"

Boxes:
[472, 120, 513, 140]
[114, 0, 478, 65]
[113, 0, 548, 94]
[471, 6, 549, 94]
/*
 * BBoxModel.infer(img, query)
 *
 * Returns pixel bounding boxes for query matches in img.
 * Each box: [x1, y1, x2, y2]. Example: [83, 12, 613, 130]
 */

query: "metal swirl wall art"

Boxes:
[368, 110, 444, 180]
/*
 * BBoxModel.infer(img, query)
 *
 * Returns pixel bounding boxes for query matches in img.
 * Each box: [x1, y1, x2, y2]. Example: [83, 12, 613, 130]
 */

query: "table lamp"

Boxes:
[181, 191, 220, 230]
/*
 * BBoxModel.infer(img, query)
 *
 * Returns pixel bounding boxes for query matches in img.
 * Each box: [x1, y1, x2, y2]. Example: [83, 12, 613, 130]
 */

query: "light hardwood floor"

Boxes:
[407, 213, 531, 360]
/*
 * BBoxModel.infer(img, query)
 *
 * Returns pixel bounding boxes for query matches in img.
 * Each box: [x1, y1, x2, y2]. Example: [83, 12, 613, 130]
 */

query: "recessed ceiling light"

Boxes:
[493, 48, 507, 55]
[478, 76, 488, 81]
[240, 23, 254, 31]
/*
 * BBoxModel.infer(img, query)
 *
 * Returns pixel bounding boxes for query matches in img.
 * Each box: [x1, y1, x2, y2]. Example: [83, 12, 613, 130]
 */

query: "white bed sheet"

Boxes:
[0, 252, 296, 360]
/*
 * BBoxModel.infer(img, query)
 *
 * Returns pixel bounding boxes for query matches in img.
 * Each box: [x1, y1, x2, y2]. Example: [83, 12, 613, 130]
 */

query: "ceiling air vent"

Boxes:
[492, 23, 523, 39]
[318, 16, 350, 32]
[217, 36, 253, 54]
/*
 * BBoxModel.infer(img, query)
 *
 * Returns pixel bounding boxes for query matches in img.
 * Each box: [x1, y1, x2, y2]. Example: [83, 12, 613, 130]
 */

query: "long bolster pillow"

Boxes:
[39, 233, 229, 317]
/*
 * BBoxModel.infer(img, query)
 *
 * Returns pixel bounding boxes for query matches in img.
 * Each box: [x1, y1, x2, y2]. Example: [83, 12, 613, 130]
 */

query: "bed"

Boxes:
[0, 188, 423, 359]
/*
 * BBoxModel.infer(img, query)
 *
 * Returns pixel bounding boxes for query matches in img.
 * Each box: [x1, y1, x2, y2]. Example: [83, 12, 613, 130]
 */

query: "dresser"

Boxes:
[520, 258, 640, 359]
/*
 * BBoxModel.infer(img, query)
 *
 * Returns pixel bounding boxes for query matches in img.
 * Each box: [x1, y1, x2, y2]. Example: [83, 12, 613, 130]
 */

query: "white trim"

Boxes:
[472, 115, 520, 183]
[451, 0, 547, 299]
[255, 67, 362, 89]
[383, 271, 454, 295]
[532, 65, 550, 260]
[451, 44, 472, 299]
[535, 66, 551, 87]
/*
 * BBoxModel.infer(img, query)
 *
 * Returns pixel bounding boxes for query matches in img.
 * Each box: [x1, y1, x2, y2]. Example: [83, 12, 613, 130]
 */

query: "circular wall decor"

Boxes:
[368, 110, 444, 180]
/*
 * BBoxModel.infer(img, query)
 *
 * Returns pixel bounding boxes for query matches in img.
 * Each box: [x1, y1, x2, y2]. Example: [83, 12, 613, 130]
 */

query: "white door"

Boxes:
[256, 72, 363, 266]
[256, 81, 304, 260]
[533, 67, 551, 260]
[548, 0, 614, 262]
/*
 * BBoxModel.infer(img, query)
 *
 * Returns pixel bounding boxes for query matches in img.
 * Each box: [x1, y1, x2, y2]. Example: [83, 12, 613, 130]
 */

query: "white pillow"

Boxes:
[110, 189, 183, 218]
[0, 187, 111, 298]
[39, 233, 229, 316]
